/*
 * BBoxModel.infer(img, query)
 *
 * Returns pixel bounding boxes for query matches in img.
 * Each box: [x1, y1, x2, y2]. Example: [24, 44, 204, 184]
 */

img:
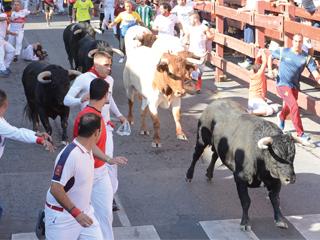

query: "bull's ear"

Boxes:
[157, 61, 168, 73]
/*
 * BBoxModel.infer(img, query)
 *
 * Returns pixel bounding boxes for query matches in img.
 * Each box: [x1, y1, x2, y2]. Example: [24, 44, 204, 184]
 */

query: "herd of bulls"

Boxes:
[21, 23, 297, 232]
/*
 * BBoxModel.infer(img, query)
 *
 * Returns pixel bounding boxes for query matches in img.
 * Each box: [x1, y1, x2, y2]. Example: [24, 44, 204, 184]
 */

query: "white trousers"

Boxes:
[45, 205, 103, 240]
[8, 30, 24, 55]
[103, 7, 116, 34]
[106, 128, 118, 195]
[0, 41, 15, 71]
[92, 166, 114, 240]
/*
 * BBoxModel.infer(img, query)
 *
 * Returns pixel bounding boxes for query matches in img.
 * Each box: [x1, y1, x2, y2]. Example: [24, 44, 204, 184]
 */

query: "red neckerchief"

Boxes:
[88, 66, 103, 79]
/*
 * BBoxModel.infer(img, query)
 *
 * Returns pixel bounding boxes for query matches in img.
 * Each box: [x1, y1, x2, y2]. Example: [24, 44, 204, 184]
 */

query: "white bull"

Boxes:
[123, 46, 195, 147]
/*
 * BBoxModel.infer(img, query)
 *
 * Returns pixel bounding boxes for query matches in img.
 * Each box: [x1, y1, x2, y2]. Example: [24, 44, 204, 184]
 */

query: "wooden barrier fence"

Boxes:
[193, 0, 320, 116]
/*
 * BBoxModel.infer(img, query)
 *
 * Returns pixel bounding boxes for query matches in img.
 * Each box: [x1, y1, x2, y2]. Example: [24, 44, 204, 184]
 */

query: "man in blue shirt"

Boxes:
[268, 33, 320, 144]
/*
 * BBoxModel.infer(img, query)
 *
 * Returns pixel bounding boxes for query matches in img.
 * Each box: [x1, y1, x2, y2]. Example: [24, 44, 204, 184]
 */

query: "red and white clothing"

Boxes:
[187, 23, 207, 57]
[171, 4, 193, 31]
[64, 70, 123, 240]
[45, 139, 103, 240]
[152, 14, 178, 36]
[8, 9, 30, 55]
[0, 13, 15, 71]
[21, 44, 39, 61]
[0, 117, 44, 159]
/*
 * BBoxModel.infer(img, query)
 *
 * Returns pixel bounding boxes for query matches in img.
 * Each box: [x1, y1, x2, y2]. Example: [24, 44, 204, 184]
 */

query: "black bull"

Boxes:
[22, 62, 80, 142]
[186, 99, 296, 230]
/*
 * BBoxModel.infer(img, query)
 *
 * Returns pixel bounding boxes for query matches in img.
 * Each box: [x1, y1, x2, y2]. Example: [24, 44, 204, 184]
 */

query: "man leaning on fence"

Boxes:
[268, 33, 320, 145]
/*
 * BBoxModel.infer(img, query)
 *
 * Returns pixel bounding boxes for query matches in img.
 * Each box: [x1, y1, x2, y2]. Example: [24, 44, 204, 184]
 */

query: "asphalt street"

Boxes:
[0, 14, 320, 240]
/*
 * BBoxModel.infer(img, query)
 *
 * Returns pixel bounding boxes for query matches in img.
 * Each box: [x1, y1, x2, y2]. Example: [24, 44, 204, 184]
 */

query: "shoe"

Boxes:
[118, 57, 124, 63]
[297, 133, 311, 145]
[13, 55, 18, 62]
[35, 209, 45, 239]
[238, 60, 252, 69]
[112, 199, 120, 212]
[277, 112, 285, 130]
[0, 70, 10, 77]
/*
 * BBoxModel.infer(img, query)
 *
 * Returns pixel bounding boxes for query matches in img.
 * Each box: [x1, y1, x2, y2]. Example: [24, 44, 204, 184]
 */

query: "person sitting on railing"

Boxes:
[236, 0, 257, 70]
[247, 49, 279, 116]
[267, 33, 320, 145]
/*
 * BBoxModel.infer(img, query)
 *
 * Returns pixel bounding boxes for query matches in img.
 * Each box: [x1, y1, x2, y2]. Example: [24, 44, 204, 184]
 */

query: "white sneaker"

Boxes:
[118, 58, 124, 63]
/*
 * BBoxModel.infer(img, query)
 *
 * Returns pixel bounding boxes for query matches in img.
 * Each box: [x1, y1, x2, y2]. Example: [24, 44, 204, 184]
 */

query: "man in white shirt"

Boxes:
[64, 51, 126, 239]
[45, 112, 103, 240]
[171, 0, 194, 36]
[0, 89, 54, 219]
[152, 2, 179, 36]
[103, 0, 117, 34]
[0, 11, 15, 77]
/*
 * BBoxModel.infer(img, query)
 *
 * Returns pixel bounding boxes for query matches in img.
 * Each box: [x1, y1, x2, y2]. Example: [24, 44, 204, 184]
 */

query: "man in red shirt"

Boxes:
[73, 78, 127, 240]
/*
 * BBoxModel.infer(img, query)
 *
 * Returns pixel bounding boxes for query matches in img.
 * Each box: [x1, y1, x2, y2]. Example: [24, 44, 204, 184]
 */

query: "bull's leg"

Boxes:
[128, 98, 134, 125]
[265, 180, 288, 229]
[38, 109, 52, 136]
[234, 176, 251, 231]
[186, 141, 206, 182]
[172, 99, 187, 141]
[149, 112, 161, 148]
[206, 150, 218, 181]
[140, 103, 150, 136]
[60, 114, 68, 144]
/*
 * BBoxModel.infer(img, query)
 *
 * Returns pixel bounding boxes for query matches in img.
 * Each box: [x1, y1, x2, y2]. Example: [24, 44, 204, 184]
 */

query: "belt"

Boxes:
[46, 202, 64, 212]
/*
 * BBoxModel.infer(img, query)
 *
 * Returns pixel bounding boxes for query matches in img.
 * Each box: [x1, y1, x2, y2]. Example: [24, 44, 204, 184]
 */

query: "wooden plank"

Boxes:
[213, 32, 255, 58]
[224, 0, 246, 6]
[263, 28, 283, 41]
[194, 1, 214, 12]
[284, 21, 320, 42]
[215, 4, 254, 24]
[292, 7, 320, 22]
[254, 13, 283, 31]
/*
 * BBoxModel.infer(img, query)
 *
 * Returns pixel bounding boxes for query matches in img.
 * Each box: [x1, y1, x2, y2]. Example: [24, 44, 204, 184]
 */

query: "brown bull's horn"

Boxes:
[257, 137, 273, 149]
[68, 69, 82, 76]
[111, 48, 125, 57]
[88, 49, 98, 58]
[73, 29, 82, 35]
[37, 71, 52, 84]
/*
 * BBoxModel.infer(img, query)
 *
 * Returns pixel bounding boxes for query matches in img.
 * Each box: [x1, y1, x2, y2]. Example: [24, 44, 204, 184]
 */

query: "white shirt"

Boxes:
[103, 0, 114, 8]
[0, 117, 37, 159]
[46, 139, 94, 213]
[21, 45, 39, 61]
[0, 13, 8, 41]
[63, 72, 122, 124]
[171, 5, 194, 29]
[153, 14, 178, 36]
[187, 24, 207, 56]
[9, 9, 30, 32]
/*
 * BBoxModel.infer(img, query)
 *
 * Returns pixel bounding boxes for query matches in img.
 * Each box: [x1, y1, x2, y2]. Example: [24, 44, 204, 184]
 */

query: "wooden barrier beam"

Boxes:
[215, 4, 254, 25]
[254, 13, 283, 31]
[213, 32, 256, 58]
[224, 0, 246, 6]
[194, 1, 214, 12]
[284, 20, 320, 41]
[291, 7, 320, 22]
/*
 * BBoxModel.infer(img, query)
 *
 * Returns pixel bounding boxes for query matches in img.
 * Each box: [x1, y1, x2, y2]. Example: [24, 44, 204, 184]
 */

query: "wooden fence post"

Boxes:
[215, 0, 226, 82]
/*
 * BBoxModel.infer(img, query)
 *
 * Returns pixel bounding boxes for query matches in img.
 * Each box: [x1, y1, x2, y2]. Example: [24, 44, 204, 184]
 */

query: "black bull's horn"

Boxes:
[37, 69, 82, 84]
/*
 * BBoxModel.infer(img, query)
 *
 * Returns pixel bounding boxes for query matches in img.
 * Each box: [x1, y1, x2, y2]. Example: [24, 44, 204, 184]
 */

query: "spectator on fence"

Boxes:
[237, 0, 257, 70]
[268, 33, 320, 144]
[152, 2, 179, 36]
[136, 0, 154, 29]
[108, 0, 143, 63]
[248, 49, 279, 116]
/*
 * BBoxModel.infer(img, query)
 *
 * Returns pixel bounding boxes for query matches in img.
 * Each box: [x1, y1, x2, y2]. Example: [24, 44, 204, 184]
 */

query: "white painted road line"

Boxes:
[114, 225, 161, 240]
[287, 214, 320, 240]
[11, 232, 38, 240]
[115, 195, 132, 227]
[200, 219, 259, 240]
